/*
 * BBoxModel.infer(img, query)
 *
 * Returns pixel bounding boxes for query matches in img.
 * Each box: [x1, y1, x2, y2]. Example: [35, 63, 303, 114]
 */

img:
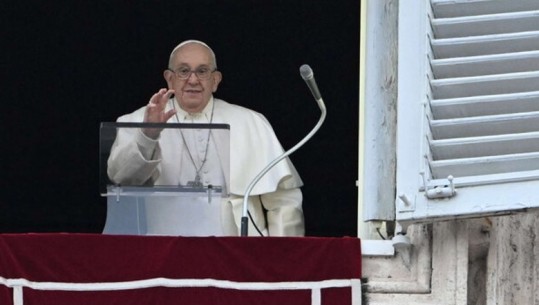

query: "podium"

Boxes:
[99, 122, 230, 236]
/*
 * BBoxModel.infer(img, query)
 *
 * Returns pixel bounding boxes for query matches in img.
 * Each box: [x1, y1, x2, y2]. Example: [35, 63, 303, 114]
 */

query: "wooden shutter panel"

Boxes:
[396, 0, 539, 224]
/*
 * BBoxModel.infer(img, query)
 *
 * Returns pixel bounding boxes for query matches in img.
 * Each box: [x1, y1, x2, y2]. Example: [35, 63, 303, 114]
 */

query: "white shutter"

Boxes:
[396, 0, 539, 225]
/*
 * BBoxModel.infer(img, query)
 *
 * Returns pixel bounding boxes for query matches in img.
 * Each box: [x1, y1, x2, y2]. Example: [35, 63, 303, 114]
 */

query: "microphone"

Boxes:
[300, 64, 323, 102]
[240, 64, 327, 236]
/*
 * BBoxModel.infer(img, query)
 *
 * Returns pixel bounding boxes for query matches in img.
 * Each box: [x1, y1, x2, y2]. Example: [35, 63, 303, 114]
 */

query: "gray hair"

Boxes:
[168, 40, 217, 69]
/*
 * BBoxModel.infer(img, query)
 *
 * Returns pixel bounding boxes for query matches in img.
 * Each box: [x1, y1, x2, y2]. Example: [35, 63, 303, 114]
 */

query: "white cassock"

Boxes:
[106, 97, 304, 236]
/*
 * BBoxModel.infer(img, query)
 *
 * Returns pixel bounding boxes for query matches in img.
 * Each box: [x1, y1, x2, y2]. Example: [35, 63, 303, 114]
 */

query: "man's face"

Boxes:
[164, 43, 222, 113]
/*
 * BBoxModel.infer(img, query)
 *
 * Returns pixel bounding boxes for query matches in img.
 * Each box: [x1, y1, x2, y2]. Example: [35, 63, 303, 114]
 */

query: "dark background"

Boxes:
[1, 0, 359, 237]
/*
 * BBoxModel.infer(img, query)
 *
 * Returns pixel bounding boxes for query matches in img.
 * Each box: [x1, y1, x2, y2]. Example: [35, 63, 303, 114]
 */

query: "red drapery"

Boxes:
[0, 234, 361, 305]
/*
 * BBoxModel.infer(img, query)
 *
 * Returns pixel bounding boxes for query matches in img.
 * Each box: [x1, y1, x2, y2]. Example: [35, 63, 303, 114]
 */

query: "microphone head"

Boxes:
[300, 64, 313, 80]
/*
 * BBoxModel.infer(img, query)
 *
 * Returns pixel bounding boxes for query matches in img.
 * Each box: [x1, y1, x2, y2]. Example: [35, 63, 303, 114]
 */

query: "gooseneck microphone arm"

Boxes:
[240, 64, 327, 236]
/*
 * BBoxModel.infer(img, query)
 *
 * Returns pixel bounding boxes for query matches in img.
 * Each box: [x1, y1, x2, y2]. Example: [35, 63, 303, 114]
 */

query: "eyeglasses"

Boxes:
[168, 66, 217, 80]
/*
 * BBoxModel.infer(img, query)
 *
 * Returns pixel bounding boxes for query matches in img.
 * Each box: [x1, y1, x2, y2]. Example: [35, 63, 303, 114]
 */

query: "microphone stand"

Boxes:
[240, 66, 327, 236]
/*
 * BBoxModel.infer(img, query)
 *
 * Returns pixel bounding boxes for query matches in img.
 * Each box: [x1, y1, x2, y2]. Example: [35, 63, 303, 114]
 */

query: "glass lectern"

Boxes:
[99, 122, 230, 236]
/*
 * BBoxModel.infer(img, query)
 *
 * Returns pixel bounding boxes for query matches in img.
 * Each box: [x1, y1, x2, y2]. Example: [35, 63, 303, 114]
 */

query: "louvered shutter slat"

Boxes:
[431, 51, 539, 78]
[431, 131, 539, 159]
[431, 0, 539, 19]
[432, 11, 539, 39]
[430, 111, 539, 139]
[431, 91, 539, 119]
[432, 32, 539, 58]
[431, 152, 539, 178]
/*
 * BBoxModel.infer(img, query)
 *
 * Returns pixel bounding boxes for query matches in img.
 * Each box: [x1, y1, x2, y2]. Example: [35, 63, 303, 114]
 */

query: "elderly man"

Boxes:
[107, 40, 304, 236]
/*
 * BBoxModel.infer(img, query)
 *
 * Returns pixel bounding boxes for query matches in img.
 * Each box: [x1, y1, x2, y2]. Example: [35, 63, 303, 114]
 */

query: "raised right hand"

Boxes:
[142, 88, 176, 139]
